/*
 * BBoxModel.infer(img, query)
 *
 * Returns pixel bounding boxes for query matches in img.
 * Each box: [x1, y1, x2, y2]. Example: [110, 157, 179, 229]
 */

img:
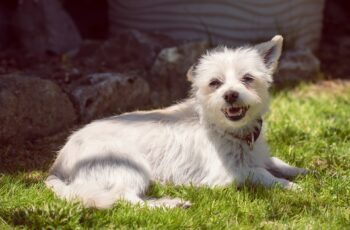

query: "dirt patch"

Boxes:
[308, 79, 350, 93]
[292, 80, 350, 98]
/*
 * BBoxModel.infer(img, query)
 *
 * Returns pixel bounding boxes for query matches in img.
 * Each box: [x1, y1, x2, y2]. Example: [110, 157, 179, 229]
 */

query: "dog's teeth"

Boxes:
[227, 107, 242, 116]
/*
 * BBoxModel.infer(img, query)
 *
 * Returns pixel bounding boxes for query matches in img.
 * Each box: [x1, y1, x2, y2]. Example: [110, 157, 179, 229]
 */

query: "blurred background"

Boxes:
[0, 0, 349, 146]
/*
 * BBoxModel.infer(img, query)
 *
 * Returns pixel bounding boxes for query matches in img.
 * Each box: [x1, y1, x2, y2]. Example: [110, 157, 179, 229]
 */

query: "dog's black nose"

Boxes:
[223, 90, 239, 104]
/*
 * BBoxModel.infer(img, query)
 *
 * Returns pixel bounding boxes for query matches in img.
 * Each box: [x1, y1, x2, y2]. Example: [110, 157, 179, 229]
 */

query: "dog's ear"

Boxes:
[255, 35, 283, 72]
[186, 65, 195, 82]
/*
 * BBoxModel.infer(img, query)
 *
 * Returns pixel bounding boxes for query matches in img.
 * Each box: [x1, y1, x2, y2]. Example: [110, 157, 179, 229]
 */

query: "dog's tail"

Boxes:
[45, 175, 118, 209]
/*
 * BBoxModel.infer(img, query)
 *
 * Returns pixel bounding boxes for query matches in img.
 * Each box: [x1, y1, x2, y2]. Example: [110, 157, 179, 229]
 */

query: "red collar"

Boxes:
[229, 119, 263, 149]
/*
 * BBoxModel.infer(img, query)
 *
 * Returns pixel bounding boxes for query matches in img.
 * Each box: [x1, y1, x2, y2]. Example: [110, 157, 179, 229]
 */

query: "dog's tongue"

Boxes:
[228, 107, 242, 116]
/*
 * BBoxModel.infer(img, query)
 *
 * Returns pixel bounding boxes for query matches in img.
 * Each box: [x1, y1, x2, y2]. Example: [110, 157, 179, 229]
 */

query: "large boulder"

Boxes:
[0, 74, 77, 143]
[14, 0, 82, 54]
[276, 49, 321, 85]
[75, 30, 176, 72]
[150, 41, 210, 106]
[69, 73, 150, 122]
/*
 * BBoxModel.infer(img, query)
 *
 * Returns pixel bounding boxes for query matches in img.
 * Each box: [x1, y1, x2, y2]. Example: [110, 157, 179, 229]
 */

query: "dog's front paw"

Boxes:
[147, 197, 192, 209]
[285, 181, 302, 191]
[277, 178, 302, 191]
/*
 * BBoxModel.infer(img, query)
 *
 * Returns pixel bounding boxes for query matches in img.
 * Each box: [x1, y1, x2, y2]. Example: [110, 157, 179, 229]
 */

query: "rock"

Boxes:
[14, 0, 82, 54]
[0, 74, 77, 143]
[150, 41, 210, 106]
[108, 30, 176, 69]
[75, 30, 176, 72]
[69, 73, 150, 122]
[276, 49, 321, 85]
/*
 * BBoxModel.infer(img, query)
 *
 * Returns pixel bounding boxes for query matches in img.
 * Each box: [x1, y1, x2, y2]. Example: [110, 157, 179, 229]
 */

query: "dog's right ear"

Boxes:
[186, 65, 195, 82]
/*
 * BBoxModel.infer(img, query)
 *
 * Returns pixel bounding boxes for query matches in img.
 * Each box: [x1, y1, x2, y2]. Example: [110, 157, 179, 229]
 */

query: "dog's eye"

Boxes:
[242, 74, 254, 84]
[209, 79, 222, 88]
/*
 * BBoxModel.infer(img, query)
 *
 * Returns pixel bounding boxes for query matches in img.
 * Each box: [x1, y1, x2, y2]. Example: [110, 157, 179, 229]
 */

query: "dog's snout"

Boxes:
[223, 90, 239, 104]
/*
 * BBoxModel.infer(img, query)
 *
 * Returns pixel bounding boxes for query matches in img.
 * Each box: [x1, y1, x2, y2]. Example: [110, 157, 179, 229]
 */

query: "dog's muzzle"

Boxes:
[222, 105, 249, 121]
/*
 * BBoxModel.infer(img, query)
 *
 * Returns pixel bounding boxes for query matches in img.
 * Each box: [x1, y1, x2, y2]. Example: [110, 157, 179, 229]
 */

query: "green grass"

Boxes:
[1, 81, 350, 229]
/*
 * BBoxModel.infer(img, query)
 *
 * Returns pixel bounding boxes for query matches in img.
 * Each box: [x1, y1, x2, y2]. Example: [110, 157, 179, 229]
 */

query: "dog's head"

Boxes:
[188, 36, 283, 130]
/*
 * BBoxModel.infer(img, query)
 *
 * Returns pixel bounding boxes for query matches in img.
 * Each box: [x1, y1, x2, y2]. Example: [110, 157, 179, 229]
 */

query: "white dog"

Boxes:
[46, 35, 308, 209]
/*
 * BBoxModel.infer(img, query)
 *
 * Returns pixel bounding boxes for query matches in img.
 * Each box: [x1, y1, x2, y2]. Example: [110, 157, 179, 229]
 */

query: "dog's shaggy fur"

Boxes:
[46, 36, 308, 209]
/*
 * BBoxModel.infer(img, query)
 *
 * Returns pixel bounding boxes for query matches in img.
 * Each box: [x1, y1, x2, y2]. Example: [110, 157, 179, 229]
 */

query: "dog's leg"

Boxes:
[247, 167, 301, 190]
[265, 157, 308, 179]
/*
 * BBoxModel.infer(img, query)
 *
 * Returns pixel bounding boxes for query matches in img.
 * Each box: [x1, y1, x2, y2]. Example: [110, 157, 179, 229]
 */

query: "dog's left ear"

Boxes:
[255, 35, 283, 73]
[186, 65, 195, 82]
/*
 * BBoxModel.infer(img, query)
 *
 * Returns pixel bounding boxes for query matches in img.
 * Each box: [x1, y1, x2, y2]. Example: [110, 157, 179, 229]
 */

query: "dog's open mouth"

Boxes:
[222, 106, 249, 121]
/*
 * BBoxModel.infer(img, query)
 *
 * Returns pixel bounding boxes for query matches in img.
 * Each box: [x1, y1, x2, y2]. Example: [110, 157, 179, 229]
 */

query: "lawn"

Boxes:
[1, 81, 349, 229]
